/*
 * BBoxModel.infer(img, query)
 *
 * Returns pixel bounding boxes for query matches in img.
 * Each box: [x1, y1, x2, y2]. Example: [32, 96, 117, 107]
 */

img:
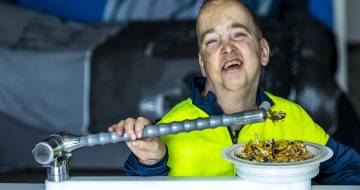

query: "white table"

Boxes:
[1, 177, 359, 190]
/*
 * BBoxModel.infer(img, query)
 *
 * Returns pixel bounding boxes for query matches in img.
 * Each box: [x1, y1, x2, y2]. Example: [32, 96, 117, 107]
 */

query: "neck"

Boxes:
[203, 83, 258, 114]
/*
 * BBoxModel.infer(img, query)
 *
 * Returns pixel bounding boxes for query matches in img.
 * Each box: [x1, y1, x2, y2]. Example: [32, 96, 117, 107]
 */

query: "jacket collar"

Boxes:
[191, 77, 274, 115]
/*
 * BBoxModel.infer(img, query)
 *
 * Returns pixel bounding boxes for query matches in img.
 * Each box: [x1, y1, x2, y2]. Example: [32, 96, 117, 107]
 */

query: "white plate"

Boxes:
[221, 141, 333, 183]
[222, 141, 333, 167]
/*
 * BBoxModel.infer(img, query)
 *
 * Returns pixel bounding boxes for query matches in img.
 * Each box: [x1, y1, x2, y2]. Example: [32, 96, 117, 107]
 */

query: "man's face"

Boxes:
[197, 1, 269, 93]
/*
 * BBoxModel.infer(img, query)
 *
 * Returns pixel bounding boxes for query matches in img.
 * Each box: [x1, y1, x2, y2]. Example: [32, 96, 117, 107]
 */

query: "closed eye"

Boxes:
[233, 32, 246, 39]
[206, 39, 218, 46]
[203, 32, 219, 48]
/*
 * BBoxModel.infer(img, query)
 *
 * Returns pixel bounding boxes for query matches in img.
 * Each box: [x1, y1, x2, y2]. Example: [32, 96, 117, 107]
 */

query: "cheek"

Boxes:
[240, 41, 262, 62]
[239, 40, 255, 53]
[203, 51, 219, 72]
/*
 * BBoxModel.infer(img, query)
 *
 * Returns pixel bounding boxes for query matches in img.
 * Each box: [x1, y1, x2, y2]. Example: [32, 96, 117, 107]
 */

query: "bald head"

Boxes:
[196, 0, 262, 46]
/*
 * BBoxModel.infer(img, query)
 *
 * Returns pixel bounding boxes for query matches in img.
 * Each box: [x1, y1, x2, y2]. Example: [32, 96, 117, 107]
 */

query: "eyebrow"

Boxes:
[231, 23, 251, 33]
[200, 23, 251, 43]
[200, 28, 215, 44]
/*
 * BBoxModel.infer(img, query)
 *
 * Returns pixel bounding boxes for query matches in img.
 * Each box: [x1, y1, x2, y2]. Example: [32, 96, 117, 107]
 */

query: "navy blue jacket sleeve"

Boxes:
[123, 151, 170, 176]
[315, 137, 360, 184]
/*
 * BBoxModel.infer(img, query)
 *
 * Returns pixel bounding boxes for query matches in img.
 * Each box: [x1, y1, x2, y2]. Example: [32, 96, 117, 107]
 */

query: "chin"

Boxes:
[224, 81, 246, 91]
[223, 75, 245, 88]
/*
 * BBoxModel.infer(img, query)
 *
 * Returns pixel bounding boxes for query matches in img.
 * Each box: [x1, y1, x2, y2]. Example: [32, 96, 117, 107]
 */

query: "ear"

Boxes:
[198, 53, 207, 77]
[260, 38, 270, 67]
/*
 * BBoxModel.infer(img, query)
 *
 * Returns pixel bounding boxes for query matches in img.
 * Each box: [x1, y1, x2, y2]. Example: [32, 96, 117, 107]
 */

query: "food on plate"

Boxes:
[234, 137, 314, 163]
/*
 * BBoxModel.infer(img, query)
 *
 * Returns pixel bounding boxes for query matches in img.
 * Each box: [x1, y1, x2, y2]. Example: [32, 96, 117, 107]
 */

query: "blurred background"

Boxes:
[0, 0, 359, 183]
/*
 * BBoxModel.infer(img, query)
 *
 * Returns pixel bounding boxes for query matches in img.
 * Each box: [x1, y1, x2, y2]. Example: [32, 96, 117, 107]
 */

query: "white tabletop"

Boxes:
[1, 177, 359, 190]
[1, 183, 359, 190]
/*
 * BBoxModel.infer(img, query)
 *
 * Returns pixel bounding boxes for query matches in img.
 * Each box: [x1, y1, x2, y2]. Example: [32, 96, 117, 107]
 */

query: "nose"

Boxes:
[221, 42, 237, 54]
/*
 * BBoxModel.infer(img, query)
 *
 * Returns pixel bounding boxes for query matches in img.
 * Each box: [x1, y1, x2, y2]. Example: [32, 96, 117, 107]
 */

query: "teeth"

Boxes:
[223, 60, 240, 69]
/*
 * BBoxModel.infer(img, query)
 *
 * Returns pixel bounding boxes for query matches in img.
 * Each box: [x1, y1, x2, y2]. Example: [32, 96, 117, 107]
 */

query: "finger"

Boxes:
[124, 118, 137, 140]
[112, 120, 125, 136]
[126, 141, 148, 160]
[126, 140, 149, 157]
[135, 117, 151, 139]
[107, 126, 114, 132]
[130, 138, 163, 152]
[126, 139, 166, 164]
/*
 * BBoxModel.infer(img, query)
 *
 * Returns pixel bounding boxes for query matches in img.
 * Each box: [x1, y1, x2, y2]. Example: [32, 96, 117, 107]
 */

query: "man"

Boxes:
[109, 0, 360, 184]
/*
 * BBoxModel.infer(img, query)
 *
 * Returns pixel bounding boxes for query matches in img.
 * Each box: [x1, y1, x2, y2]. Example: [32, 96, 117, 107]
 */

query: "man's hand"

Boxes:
[108, 117, 166, 166]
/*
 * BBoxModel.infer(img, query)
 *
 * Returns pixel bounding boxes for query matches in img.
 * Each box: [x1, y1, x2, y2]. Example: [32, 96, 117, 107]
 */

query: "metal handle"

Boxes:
[33, 101, 270, 168]
[80, 108, 267, 147]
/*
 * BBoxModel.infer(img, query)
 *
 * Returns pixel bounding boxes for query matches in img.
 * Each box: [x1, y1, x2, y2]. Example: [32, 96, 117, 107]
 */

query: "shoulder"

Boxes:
[265, 91, 329, 145]
[265, 92, 306, 114]
[157, 98, 208, 124]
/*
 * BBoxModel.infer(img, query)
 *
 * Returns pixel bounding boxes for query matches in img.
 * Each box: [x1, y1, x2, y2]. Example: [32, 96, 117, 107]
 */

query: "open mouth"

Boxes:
[222, 59, 242, 71]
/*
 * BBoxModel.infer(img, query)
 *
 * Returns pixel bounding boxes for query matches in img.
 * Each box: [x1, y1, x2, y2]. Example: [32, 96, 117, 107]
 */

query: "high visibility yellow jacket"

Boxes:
[124, 77, 360, 184]
[159, 92, 329, 176]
